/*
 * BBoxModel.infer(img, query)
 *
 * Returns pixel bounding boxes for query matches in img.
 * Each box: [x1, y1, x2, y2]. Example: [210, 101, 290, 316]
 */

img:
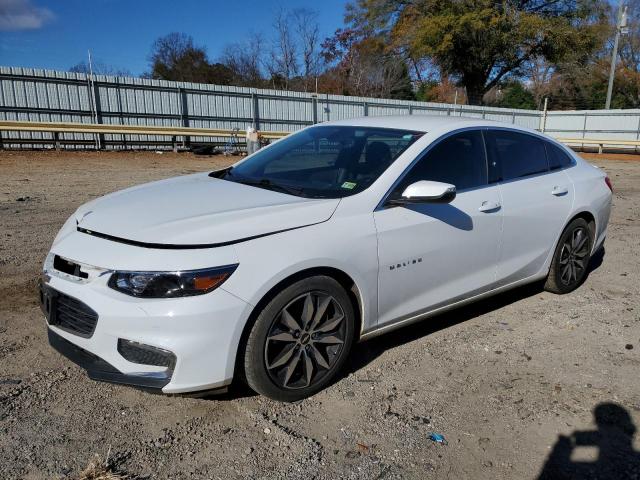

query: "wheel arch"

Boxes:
[233, 266, 365, 383]
[567, 210, 597, 246]
[541, 209, 598, 278]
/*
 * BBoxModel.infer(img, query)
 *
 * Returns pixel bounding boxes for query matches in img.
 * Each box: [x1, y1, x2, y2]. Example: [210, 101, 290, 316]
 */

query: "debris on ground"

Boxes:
[428, 433, 447, 444]
[73, 454, 129, 480]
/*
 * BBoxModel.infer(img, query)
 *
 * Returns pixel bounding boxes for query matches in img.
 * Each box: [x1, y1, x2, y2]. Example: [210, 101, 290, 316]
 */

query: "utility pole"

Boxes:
[605, 2, 629, 109]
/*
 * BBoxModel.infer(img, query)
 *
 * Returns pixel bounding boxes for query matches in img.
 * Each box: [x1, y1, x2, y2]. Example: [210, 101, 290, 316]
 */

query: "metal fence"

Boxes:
[0, 67, 541, 150]
[544, 109, 640, 147]
[1, 66, 639, 151]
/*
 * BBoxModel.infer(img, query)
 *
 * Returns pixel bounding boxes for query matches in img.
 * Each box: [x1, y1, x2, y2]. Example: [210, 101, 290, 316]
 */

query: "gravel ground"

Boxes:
[0, 150, 638, 480]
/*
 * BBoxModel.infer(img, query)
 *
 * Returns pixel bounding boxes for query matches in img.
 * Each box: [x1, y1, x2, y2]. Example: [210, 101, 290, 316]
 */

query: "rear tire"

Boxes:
[545, 218, 593, 294]
[243, 276, 355, 402]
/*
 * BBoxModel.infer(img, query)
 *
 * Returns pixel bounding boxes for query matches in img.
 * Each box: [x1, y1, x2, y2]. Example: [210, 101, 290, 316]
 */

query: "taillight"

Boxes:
[605, 176, 613, 193]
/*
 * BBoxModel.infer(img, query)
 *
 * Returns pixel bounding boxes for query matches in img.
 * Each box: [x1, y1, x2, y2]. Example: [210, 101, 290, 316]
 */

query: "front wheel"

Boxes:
[545, 218, 593, 294]
[243, 276, 355, 402]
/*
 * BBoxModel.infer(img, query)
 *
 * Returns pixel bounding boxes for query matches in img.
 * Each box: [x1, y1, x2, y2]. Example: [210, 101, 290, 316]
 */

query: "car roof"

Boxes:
[318, 115, 536, 135]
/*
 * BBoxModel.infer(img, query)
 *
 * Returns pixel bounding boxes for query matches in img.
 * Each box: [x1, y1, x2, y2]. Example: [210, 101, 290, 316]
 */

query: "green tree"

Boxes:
[346, 0, 608, 104]
[148, 32, 234, 85]
[491, 81, 537, 109]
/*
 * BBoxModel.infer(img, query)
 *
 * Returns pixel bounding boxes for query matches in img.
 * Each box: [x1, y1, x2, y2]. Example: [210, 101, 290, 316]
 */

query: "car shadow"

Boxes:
[537, 402, 640, 479]
[405, 203, 474, 231]
[587, 245, 605, 275]
[207, 247, 605, 401]
[342, 245, 605, 381]
[343, 279, 546, 377]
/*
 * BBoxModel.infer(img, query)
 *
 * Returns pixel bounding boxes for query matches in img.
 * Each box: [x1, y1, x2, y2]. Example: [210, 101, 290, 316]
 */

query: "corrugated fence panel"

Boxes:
[545, 110, 640, 147]
[1, 66, 639, 150]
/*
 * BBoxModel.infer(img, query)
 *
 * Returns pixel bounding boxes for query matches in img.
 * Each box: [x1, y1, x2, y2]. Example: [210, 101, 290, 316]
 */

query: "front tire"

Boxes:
[243, 276, 355, 402]
[545, 218, 593, 294]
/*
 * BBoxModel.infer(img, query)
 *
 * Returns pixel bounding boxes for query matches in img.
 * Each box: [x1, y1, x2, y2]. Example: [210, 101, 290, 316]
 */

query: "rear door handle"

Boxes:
[551, 186, 569, 196]
[479, 200, 501, 212]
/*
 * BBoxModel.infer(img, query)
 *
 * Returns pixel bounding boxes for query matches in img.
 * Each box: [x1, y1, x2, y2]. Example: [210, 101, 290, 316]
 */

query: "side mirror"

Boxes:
[390, 180, 456, 205]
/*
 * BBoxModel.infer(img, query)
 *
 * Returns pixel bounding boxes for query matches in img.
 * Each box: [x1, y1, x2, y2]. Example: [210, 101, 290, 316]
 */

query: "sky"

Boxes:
[0, 0, 350, 76]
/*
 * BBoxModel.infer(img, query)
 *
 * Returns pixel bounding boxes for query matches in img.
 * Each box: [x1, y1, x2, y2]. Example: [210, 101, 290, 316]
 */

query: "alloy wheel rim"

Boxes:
[264, 291, 346, 390]
[559, 227, 590, 286]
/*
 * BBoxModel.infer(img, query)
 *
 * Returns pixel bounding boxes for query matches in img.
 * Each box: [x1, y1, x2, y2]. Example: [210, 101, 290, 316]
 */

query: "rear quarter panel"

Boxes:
[565, 157, 612, 252]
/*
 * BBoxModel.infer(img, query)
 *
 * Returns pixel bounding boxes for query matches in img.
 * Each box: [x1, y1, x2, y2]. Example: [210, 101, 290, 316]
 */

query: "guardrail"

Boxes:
[2, 120, 640, 154]
[555, 137, 640, 154]
[0, 120, 289, 151]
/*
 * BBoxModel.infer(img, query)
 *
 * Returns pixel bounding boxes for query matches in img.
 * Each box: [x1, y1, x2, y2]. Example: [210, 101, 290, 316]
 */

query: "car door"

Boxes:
[374, 129, 503, 327]
[484, 129, 574, 285]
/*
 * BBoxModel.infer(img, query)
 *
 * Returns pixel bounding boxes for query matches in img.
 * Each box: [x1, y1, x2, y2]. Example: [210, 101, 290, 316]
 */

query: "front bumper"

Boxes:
[41, 266, 253, 394]
[48, 328, 171, 390]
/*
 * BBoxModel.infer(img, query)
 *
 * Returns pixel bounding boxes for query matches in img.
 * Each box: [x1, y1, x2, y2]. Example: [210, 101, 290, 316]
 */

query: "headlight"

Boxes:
[108, 265, 238, 298]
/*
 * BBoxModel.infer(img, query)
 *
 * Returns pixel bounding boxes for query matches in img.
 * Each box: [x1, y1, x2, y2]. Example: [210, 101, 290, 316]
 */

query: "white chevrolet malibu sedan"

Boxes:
[41, 116, 612, 401]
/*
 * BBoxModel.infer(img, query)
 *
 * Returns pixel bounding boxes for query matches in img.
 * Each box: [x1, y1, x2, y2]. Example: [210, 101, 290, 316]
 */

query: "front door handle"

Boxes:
[551, 186, 569, 196]
[479, 200, 501, 212]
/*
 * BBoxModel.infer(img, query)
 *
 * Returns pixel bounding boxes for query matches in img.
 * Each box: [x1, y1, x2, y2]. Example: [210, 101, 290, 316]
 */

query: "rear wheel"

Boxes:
[243, 276, 355, 402]
[545, 218, 593, 294]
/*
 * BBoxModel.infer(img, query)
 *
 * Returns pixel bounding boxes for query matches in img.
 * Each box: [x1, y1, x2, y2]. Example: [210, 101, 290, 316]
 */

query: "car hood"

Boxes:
[75, 173, 340, 247]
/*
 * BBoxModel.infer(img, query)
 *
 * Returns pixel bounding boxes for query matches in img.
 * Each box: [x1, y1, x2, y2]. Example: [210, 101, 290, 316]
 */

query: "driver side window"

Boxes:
[393, 130, 488, 195]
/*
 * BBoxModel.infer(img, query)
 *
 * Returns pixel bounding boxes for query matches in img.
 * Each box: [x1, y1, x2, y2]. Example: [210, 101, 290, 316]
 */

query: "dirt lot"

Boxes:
[0, 150, 638, 480]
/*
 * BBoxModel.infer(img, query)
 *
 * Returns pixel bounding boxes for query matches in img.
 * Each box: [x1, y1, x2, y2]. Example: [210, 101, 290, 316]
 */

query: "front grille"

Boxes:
[40, 284, 99, 338]
[55, 293, 98, 337]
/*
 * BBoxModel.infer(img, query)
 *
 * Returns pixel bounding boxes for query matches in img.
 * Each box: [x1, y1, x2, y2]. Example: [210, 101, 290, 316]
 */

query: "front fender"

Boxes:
[222, 215, 379, 333]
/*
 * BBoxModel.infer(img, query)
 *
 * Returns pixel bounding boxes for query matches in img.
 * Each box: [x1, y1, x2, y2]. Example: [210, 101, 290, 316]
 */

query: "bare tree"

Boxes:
[220, 32, 266, 87]
[322, 29, 414, 99]
[524, 57, 555, 107]
[267, 9, 299, 89]
[292, 8, 322, 91]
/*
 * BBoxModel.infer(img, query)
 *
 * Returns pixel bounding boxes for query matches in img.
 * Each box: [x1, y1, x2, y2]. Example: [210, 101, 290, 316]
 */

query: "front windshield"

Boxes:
[214, 126, 424, 199]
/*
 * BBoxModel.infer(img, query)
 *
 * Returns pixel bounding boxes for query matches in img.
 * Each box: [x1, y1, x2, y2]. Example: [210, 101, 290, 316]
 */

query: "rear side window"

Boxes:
[394, 130, 487, 193]
[485, 130, 548, 181]
[546, 142, 574, 170]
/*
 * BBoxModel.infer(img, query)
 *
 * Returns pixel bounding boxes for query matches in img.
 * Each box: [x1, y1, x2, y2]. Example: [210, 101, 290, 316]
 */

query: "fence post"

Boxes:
[54, 131, 61, 151]
[251, 93, 260, 130]
[635, 113, 640, 154]
[115, 80, 127, 150]
[85, 75, 100, 150]
[92, 81, 105, 150]
[179, 87, 190, 148]
[324, 94, 331, 121]
[582, 111, 588, 151]
[363, 101, 369, 116]
[408, 105, 413, 115]
[540, 98, 548, 132]
[311, 95, 318, 124]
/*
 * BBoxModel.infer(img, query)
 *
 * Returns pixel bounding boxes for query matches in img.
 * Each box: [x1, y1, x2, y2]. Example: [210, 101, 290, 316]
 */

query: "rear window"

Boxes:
[545, 142, 574, 170]
[485, 130, 548, 181]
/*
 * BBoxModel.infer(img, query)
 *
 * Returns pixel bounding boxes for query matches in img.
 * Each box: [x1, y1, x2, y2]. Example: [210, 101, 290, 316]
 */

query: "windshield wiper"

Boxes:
[236, 178, 306, 197]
